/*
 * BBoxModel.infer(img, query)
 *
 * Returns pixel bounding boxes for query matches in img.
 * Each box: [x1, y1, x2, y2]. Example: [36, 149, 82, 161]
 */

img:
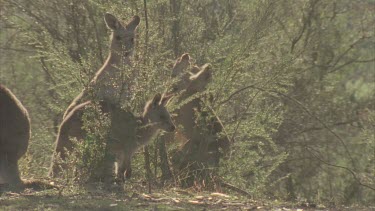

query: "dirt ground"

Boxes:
[1, 182, 373, 211]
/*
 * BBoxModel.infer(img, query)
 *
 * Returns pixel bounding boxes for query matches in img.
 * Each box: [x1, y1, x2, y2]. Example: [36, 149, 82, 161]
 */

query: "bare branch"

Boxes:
[0, 47, 36, 53]
[219, 83, 257, 105]
[230, 90, 261, 143]
[306, 147, 375, 191]
[329, 57, 375, 74]
[297, 120, 358, 134]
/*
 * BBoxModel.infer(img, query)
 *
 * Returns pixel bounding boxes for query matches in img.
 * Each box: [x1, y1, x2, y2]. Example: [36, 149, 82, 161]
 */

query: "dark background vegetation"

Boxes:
[1, 0, 374, 206]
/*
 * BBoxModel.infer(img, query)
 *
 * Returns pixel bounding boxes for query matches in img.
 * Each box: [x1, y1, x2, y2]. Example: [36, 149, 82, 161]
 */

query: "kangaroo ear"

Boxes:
[152, 93, 162, 107]
[190, 64, 212, 81]
[126, 15, 140, 31]
[161, 94, 174, 106]
[104, 13, 121, 30]
[200, 64, 212, 81]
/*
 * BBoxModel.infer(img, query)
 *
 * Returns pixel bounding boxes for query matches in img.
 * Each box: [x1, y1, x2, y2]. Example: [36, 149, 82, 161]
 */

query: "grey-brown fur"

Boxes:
[165, 55, 213, 136]
[49, 94, 175, 181]
[171, 63, 213, 141]
[171, 53, 191, 78]
[62, 13, 140, 119]
[164, 54, 230, 154]
[0, 84, 30, 187]
[158, 55, 231, 184]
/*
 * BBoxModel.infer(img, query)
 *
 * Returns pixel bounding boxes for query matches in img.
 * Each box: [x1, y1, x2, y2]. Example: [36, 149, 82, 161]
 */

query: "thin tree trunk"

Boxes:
[158, 134, 173, 181]
[143, 0, 152, 194]
[170, 0, 181, 57]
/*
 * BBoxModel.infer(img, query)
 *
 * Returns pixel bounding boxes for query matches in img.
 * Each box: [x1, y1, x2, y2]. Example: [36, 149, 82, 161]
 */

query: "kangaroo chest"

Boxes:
[92, 66, 129, 105]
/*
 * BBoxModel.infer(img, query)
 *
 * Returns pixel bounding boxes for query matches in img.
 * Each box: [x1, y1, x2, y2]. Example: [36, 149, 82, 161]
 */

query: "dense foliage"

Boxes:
[1, 0, 374, 205]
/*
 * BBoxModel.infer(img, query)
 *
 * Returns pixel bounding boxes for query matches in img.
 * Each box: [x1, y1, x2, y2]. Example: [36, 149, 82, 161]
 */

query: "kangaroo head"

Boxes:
[168, 54, 192, 94]
[143, 93, 175, 132]
[187, 63, 212, 93]
[104, 13, 140, 57]
[171, 53, 191, 77]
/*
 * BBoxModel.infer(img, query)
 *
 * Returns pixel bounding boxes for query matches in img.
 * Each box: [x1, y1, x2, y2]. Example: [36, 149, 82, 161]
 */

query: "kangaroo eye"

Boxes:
[115, 35, 122, 40]
[130, 37, 134, 43]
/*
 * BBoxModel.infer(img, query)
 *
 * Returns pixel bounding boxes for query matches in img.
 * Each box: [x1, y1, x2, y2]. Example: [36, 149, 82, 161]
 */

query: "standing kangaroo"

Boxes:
[171, 57, 230, 153]
[49, 93, 175, 181]
[158, 54, 231, 180]
[0, 85, 30, 188]
[63, 13, 140, 119]
[110, 93, 175, 180]
[166, 54, 213, 138]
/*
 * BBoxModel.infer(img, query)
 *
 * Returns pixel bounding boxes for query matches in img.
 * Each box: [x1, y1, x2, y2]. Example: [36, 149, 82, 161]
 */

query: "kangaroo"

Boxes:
[110, 93, 175, 180]
[171, 53, 191, 78]
[170, 62, 213, 139]
[63, 13, 140, 119]
[174, 61, 230, 153]
[164, 54, 213, 135]
[159, 54, 230, 180]
[167, 53, 212, 97]
[0, 85, 30, 188]
[49, 94, 175, 181]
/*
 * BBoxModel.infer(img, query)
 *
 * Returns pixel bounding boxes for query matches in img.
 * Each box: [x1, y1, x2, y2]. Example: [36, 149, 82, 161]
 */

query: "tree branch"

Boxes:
[306, 147, 375, 192]
[220, 85, 357, 168]
[0, 47, 36, 53]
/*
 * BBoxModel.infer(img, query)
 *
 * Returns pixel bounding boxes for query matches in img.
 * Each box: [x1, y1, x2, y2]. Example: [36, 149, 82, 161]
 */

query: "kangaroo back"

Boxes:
[0, 84, 30, 186]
